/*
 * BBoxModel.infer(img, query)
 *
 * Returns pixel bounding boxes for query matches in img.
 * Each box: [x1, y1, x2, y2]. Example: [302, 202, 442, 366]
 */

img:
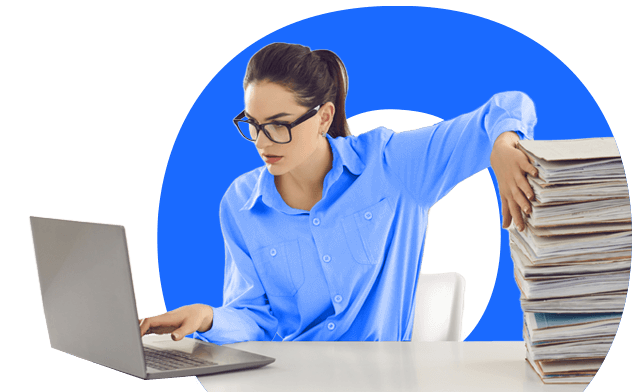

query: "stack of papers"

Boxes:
[509, 138, 632, 384]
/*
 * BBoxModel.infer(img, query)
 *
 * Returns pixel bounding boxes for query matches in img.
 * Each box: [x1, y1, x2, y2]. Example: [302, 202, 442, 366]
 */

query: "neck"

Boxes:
[274, 137, 333, 198]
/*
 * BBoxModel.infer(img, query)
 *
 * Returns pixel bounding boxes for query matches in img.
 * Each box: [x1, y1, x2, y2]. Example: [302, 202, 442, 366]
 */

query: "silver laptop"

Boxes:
[30, 216, 275, 379]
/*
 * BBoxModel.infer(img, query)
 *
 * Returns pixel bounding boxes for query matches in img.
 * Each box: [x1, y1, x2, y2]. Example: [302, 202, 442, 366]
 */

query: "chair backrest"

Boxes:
[411, 272, 466, 342]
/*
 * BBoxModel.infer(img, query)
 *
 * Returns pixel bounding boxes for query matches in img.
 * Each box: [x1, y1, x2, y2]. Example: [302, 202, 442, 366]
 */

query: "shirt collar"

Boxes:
[240, 134, 365, 212]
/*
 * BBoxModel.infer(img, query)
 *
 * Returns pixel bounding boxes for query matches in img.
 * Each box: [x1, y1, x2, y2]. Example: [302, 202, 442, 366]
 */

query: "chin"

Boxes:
[265, 163, 288, 176]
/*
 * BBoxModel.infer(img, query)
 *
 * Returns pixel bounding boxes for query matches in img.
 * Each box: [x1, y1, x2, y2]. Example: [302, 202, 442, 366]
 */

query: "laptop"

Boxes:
[30, 216, 275, 379]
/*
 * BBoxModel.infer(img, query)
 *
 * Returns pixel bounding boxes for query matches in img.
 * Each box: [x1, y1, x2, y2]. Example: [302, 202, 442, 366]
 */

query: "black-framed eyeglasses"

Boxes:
[233, 104, 323, 144]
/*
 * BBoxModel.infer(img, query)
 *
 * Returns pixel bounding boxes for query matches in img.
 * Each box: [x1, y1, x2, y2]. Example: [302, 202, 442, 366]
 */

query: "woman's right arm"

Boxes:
[139, 192, 278, 344]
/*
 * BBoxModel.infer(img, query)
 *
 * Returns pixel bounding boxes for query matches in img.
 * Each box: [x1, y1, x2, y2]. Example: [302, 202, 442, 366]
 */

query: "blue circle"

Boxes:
[158, 6, 613, 341]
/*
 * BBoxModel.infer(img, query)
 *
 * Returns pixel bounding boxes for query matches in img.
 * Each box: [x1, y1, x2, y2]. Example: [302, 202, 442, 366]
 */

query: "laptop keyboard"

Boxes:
[144, 346, 217, 371]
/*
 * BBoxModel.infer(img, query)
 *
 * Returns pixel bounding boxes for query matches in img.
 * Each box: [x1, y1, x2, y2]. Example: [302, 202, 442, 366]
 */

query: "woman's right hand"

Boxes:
[139, 304, 213, 341]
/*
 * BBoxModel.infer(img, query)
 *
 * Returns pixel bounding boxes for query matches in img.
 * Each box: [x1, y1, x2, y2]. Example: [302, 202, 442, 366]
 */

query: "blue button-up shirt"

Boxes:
[194, 91, 536, 344]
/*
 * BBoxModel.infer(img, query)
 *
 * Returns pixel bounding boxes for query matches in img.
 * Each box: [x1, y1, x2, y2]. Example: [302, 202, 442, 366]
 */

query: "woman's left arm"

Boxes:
[383, 91, 537, 229]
[490, 131, 538, 231]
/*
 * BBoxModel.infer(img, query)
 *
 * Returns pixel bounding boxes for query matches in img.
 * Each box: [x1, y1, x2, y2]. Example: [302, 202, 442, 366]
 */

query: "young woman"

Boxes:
[139, 42, 537, 343]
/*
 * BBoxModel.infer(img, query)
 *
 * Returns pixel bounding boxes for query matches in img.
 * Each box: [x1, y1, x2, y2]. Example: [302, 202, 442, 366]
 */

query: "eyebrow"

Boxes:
[245, 111, 293, 122]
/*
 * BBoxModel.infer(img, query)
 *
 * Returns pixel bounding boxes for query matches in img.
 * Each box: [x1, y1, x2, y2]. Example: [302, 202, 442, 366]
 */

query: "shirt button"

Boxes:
[364, 211, 372, 220]
[322, 255, 331, 263]
[312, 218, 320, 226]
[334, 295, 342, 303]
[327, 322, 335, 331]
[270, 248, 277, 256]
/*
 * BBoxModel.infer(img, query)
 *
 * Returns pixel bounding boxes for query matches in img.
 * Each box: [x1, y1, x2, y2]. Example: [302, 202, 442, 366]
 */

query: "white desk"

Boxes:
[142, 334, 598, 392]
[197, 341, 588, 392]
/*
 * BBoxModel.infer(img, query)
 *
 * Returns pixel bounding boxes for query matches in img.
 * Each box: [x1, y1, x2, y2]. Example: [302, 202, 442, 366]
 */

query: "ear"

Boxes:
[318, 102, 335, 135]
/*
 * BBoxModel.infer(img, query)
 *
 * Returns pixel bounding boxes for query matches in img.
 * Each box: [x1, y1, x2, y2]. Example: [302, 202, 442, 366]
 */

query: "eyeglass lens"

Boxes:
[237, 121, 290, 143]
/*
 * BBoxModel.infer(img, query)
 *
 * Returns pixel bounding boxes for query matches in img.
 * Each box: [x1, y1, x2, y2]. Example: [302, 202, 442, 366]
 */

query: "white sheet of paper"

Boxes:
[519, 138, 620, 161]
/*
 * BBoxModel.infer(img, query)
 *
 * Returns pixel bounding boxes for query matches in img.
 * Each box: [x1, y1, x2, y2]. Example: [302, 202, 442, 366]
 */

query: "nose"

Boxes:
[254, 128, 273, 149]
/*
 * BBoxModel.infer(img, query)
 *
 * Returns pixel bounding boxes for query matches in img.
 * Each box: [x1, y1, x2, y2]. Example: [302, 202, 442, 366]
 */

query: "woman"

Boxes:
[139, 42, 537, 343]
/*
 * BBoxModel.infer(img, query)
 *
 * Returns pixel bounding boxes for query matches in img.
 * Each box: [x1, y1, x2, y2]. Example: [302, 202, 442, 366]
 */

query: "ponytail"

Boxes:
[312, 49, 350, 138]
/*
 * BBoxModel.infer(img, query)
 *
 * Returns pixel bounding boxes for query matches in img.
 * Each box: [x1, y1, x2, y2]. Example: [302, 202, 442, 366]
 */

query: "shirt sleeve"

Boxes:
[192, 194, 278, 344]
[383, 91, 536, 210]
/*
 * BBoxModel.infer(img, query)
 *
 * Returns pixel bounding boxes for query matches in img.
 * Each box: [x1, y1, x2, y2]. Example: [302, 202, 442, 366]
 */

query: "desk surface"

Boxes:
[197, 341, 588, 392]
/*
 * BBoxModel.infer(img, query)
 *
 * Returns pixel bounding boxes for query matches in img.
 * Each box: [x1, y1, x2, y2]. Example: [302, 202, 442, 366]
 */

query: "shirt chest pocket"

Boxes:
[341, 198, 393, 265]
[254, 239, 305, 297]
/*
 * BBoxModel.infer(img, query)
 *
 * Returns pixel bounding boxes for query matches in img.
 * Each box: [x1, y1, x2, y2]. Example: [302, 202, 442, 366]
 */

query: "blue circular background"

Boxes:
[158, 6, 613, 341]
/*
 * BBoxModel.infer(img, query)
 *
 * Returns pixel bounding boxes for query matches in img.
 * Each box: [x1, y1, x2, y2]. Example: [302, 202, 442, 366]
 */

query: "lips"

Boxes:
[263, 154, 283, 164]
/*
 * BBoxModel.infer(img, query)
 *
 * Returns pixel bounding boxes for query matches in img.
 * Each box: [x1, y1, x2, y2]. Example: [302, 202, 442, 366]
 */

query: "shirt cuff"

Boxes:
[491, 118, 534, 143]
[192, 306, 265, 344]
[192, 305, 214, 341]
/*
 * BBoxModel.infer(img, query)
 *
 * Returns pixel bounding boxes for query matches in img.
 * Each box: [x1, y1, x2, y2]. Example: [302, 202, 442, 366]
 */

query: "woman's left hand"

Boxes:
[490, 131, 538, 231]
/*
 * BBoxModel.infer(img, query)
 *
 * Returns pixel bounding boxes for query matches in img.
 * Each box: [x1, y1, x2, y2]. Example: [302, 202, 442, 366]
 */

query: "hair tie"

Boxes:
[313, 49, 332, 62]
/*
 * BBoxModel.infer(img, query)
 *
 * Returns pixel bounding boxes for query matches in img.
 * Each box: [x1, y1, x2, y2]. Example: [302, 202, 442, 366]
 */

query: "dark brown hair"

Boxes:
[243, 43, 351, 138]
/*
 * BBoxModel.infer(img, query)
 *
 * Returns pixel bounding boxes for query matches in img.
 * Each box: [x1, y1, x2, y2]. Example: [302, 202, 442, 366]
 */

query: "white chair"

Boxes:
[411, 272, 466, 342]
